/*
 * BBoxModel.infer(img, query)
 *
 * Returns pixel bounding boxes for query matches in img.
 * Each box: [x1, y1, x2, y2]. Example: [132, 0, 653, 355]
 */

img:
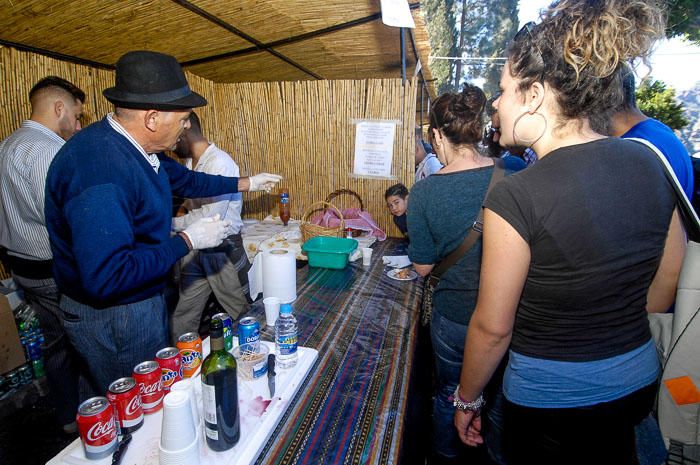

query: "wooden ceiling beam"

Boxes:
[177, 2, 421, 73]
[0, 38, 114, 70]
[170, 0, 322, 79]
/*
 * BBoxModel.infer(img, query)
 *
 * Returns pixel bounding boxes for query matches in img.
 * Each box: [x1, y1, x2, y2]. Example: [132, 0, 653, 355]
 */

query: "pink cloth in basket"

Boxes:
[311, 207, 386, 240]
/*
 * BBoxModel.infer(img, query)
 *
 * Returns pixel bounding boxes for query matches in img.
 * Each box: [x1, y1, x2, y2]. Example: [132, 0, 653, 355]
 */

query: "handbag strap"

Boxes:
[626, 137, 700, 242]
[432, 158, 506, 278]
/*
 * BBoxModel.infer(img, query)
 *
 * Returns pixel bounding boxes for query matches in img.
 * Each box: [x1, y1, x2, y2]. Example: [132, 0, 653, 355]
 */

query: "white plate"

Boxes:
[386, 268, 418, 281]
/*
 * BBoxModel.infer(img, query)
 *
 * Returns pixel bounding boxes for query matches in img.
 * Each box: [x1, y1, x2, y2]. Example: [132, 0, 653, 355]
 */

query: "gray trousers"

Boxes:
[170, 237, 250, 342]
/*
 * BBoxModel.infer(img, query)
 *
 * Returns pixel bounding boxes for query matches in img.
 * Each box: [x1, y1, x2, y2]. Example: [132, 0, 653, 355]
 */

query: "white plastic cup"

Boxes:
[171, 378, 200, 427]
[160, 390, 196, 452]
[159, 429, 200, 465]
[361, 247, 373, 266]
[263, 296, 281, 327]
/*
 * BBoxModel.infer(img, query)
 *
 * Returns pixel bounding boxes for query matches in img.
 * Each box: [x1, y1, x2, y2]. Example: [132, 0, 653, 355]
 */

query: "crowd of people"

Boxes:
[0, 50, 282, 432]
[397, 1, 693, 465]
[0, 1, 696, 463]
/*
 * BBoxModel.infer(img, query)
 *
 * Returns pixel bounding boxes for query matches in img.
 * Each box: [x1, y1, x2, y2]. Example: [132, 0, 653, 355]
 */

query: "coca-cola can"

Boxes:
[107, 377, 144, 433]
[76, 396, 118, 460]
[133, 360, 164, 414]
[156, 347, 182, 393]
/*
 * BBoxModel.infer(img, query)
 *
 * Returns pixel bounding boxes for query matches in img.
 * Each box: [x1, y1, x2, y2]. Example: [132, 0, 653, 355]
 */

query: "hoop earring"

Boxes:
[512, 110, 547, 148]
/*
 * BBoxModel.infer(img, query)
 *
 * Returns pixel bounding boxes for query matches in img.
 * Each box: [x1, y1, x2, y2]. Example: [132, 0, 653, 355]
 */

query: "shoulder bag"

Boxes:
[628, 137, 700, 456]
[420, 158, 505, 326]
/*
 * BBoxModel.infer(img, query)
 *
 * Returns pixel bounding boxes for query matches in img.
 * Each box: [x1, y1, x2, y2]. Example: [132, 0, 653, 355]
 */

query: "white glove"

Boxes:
[249, 173, 283, 192]
[181, 215, 231, 250]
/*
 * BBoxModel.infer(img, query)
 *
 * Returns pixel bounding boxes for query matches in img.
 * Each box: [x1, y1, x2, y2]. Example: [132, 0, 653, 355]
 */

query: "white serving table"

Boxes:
[47, 340, 317, 465]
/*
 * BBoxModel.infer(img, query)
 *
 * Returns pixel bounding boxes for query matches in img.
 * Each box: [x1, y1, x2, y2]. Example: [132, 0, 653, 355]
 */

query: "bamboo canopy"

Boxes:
[0, 0, 436, 100]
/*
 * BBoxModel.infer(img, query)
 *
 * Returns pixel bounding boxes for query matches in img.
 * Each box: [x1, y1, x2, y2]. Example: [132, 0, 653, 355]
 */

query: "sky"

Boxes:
[518, 0, 700, 92]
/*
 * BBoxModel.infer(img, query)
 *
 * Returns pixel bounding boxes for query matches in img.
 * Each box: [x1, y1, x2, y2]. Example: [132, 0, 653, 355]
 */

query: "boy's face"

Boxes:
[386, 195, 408, 217]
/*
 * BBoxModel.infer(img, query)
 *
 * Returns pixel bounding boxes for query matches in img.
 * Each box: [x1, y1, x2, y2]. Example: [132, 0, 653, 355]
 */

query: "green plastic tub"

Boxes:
[301, 236, 358, 269]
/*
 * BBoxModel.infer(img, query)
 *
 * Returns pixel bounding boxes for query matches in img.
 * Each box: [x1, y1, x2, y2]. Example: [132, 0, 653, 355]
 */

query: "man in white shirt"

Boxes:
[0, 76, 85, 433]
[170, 112, 251, 340]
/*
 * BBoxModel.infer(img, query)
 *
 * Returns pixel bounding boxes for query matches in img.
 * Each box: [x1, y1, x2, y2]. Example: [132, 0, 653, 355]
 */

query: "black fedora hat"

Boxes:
[103, 51, 207, 110]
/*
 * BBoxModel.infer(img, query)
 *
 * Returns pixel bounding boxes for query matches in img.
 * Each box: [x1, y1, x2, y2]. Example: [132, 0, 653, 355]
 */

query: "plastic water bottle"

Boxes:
[275, 303, 298, 369]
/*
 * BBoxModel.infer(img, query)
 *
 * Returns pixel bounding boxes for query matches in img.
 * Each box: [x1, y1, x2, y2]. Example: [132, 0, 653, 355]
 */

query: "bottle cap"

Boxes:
[280, 303, 293, 314]
[209, 317, 223, 337]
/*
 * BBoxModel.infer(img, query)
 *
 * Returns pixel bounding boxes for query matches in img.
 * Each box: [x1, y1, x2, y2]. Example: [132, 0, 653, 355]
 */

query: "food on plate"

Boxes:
[396, 268, 411, 279]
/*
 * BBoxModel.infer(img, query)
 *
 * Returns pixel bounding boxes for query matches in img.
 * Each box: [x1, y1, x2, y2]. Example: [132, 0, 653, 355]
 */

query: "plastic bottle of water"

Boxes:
[275, 303, 298, 369]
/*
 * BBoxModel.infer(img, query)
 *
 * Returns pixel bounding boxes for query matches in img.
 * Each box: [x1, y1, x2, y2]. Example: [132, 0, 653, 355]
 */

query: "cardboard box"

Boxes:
[0, 292, 26, 374]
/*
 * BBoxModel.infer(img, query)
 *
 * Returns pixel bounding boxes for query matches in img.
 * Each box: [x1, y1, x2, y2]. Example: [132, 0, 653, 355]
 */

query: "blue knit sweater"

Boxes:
[45, 118, 240, 308]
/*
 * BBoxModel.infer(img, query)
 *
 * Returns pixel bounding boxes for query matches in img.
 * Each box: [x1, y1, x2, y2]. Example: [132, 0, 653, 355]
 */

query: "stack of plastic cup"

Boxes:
[159, 390, 200, 465]
[171, 378, 200, 428]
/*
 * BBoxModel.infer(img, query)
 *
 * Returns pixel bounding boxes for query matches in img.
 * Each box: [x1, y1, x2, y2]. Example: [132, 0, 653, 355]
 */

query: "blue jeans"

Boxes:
[431, 311, 466, 459]
[61, 293, 168, 394]
[431, 310, 508, 463]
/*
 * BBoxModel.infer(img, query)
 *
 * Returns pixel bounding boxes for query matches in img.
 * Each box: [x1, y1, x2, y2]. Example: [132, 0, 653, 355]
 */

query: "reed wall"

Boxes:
[0, 46, 416, 278]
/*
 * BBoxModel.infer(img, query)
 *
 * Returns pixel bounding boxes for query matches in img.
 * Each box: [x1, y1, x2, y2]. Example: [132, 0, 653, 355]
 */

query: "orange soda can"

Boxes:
[177, 332, 203, 378]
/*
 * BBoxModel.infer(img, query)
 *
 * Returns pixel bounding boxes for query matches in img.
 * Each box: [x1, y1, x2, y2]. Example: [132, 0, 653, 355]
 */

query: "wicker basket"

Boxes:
[300, 201, 345, 243]
[324, 189, 363, 237]
[324, 188, 364, 211]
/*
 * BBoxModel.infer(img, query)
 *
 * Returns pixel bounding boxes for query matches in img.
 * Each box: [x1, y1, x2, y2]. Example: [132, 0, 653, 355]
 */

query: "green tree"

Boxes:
[424, 0, 457, 95]
[454, 0, 519, 97]
[665, 0, 700, 44]
[637, 79, 690, 130]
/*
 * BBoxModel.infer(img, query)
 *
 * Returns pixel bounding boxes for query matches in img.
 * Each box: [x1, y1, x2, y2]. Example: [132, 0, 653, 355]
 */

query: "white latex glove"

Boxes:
[181, 214, 231, 250]
[248, 173, 283, 192]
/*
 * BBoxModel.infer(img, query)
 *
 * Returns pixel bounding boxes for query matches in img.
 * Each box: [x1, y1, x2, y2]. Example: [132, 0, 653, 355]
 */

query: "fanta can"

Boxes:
[177, 332, 203, 378]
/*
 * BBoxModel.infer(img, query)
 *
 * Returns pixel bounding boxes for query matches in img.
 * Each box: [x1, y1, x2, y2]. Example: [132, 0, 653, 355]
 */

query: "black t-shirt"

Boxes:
[484, 138, 675, 362]
[393, 213, 408, 236]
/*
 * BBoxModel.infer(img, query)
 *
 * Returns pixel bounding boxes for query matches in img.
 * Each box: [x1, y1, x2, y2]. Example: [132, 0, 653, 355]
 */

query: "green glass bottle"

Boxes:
[201, 318, 240, 451]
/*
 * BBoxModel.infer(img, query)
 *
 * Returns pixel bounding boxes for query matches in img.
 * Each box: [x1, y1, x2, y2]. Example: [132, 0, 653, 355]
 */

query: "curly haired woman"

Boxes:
[453, 1, 685, 464]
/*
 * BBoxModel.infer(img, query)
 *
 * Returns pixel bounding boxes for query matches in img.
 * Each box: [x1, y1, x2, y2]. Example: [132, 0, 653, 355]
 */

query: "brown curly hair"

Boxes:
[507, 0, 665, 121]
[428, 83, 487, 147]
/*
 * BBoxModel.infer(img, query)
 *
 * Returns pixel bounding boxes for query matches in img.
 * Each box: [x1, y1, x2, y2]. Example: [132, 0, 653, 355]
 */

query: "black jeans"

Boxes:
[503, 382, 657, 465]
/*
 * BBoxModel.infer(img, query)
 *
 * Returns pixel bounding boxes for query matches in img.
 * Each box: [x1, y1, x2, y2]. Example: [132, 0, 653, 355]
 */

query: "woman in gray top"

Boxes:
[408, 83, 525, 464]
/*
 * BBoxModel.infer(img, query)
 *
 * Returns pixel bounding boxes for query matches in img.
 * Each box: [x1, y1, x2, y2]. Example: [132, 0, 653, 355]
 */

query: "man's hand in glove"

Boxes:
[248, 173, 283, 192]
[180, 214, 231, 250]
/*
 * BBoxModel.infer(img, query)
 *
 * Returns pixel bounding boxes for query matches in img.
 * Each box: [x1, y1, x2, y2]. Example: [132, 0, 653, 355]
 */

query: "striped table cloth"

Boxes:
[247, 238, 423, 465]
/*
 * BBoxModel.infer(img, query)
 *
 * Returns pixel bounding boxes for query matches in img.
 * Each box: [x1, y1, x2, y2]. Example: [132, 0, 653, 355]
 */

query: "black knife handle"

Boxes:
[268, 354, 275, 375]
[112, 433, 132, 465]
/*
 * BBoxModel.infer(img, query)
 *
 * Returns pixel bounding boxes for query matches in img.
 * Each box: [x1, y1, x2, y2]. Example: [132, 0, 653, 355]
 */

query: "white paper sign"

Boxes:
[353, 121, 396, 178]
[380, 0, 416, 28]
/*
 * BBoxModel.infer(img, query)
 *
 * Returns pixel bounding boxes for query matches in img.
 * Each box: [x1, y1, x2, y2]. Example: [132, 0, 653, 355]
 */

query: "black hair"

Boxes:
[187, 111, 203, 136]
[620, 66, 637, 110]
[29, 76, 85, 103]
[428, 83, 486, 147]
[385, 183, 409, 200]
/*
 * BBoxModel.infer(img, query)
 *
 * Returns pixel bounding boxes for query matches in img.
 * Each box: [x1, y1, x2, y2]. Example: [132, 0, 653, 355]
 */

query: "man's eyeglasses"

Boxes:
[514, 21, 545, 83]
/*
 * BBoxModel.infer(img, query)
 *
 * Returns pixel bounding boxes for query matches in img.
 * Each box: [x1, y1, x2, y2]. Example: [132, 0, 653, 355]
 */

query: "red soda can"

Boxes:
[177, 332, 203, 378]
[76, 396, 118, 460]
[133, 360, 164, 414]
[107, 377, 144, 434]
[156, 347, 182, 393]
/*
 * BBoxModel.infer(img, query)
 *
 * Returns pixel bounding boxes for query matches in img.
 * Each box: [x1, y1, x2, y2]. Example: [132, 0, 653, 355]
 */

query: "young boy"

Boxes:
[385, 183, 409, 238]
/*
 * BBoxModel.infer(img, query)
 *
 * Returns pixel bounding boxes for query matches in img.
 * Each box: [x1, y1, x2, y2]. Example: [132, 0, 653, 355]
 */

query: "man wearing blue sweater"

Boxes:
[45, 51, 281, 393]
